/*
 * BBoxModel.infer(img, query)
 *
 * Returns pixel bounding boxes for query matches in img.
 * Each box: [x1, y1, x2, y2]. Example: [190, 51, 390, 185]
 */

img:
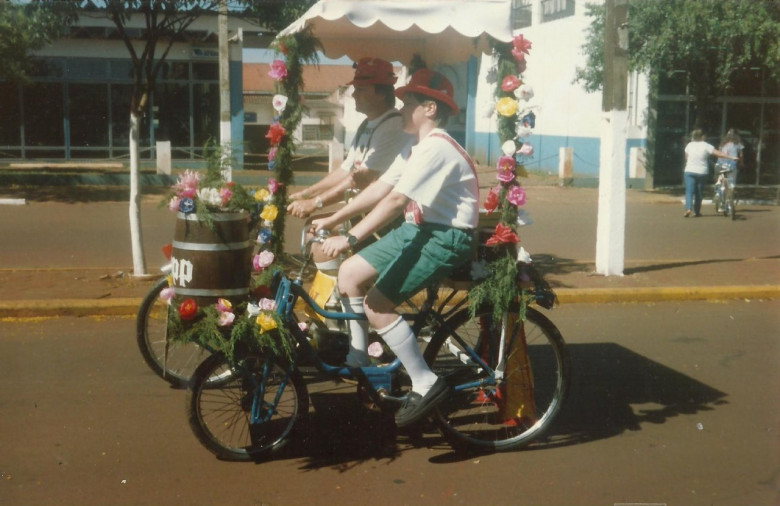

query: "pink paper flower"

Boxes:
[253, 250, 275, 271]
[215, 298, 232, 313]
[268, 59, 288, 81]
[518, 143, 534, 157]
[268, 178, 280, 194]
[174, 170, 200, 198]
[159, 286, 176, 304]
[219, 187, 233, 206]
[497, 168, 515, 184]
[217, 311, 235, 327]
[507, 185, 526, 207]
[512, 34, 532, 60]
[168, 196, 181, 212]
[267, 147, 278, 162]
[501, 75, 521, 92]
[258, 298, 276, 311]
[368, 342, 384, 358]
[497, 155, 516, 172]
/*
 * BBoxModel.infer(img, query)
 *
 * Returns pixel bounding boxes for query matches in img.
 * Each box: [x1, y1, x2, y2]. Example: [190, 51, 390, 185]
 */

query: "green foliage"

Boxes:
[249, 0, 317, 32]
[575, 0, 780, 95]
[0, 1, 77, 82]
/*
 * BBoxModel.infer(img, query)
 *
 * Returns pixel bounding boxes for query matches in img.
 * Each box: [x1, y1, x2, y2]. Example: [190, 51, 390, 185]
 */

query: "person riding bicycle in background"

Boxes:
[314, 68, 479, 428]
[683, 128, 738, 218]
[717, 128, 744, 197]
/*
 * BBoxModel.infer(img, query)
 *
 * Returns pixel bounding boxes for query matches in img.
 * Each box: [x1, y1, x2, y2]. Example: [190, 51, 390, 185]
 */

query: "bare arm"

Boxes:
[312, 179, 394, 232]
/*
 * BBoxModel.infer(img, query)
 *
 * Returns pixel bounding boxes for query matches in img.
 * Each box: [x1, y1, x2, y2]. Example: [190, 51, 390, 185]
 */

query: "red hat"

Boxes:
[347, 57, 397, 86]
[395, 69, 458, 115]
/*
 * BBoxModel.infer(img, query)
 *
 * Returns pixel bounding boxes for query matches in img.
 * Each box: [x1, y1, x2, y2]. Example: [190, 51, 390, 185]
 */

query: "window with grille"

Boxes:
[542, 0, 574, 22]
[302, 124, 334, 141]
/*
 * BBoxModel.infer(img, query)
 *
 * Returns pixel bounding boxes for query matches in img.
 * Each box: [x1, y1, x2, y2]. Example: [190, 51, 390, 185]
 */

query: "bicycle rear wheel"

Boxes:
[423, 306, 569, 452]
[136, 278, 213, 388]
[186, 352, 308, 461]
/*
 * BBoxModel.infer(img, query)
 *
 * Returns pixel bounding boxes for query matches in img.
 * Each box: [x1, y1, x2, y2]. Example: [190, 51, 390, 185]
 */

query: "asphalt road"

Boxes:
[1, 300, 777, 505]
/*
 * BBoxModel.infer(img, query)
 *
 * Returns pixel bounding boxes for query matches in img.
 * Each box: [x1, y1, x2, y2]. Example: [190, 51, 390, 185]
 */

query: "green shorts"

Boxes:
[357, 222, 473, 306]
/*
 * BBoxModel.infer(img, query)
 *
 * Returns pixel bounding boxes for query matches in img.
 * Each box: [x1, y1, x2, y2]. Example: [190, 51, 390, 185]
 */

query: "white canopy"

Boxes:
[278, 0, 514, 65]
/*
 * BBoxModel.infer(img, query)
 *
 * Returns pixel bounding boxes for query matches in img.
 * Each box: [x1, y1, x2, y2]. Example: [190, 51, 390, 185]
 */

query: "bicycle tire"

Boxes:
[186, 352, 308, 461]
[136, 278, 213, 388]
[713, 189, 721, 214]
[729, 194, 736, 220]
[423, 306, 569, 452]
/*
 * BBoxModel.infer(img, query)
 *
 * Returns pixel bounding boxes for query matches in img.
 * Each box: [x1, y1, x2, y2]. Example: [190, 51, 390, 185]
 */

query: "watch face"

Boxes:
[348, 234, 357, 246]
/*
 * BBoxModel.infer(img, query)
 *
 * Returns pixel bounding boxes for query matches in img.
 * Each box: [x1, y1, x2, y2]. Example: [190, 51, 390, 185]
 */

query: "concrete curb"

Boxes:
[1, 286, 778, 319]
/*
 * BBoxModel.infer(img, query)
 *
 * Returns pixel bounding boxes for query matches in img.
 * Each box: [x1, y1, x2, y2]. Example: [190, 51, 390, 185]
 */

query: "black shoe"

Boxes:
[395, 377, 450, 428]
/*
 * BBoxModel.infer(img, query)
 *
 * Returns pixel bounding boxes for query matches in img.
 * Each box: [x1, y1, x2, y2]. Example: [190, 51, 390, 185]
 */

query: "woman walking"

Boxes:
[683, 129, 738, 217]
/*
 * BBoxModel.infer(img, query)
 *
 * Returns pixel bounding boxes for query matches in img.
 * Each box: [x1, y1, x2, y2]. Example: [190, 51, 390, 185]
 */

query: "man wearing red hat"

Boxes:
[315, 68, 479, 428]
[287, 57, 411, 219]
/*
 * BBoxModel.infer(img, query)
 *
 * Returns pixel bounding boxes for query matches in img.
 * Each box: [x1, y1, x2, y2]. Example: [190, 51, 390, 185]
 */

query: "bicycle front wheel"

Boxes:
[424, 306, 569, 452]
[186, 352, 308, 461]
[136, 278, 213, 388]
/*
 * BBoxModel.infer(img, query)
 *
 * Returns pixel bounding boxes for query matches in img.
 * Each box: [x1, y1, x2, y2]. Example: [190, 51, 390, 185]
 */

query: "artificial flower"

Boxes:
[272, 94, 288, 112]
[265, 122, 286, 145]
[247, 302, 261, 317]
[501, 140, 517, 157]
[215, 298, 232, 313]
[267, 147, 278, 162]
[512, 34, 532, 63]
[178, 298, 198, 321]
[260, 204, 278, 222]
[258, 298, 276, 311]
[518, 143, 534, 157]
[497, 168, 515, 184]
[219, 186, 233, 206]
[197, 187, 222, 207]
[178, 198, 195, 213]
[268, 178, 281, 194]
[507, 185, 527, 207]
[257, 228, 273, 245]
[161, 243, 173, 260]
[515, 84, 534, 101]
[496, 97, 518, 117]
[484, 187, 500, 213]
[174, 170, 200, 198]
[516, 125, 533, 139]
[517, 246, 532, 263]
[368, 342, 384, 358]
[159, 286, 176, 304]
[268, 160, 276, 171]
[501, 75, 521, 92]
[256, 313, 278, 332]
[168, 196, 181, 212]
[254, 188, 270, 202]
[516, 208, 533, 226]
[298, 322, 308, 332]
[253, 250, 275, 271]
[268, 59, 288, 81]
[497, 155, 516, 172]
[253, 284, 272, 299]
[217, 311, 235, 327]
[486, 223, 520, 246]
[521, 112, 536, 128]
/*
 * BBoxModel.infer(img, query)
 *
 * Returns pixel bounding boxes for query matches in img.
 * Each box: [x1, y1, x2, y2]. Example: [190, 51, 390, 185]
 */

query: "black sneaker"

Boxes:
[395, 377, 450, 428]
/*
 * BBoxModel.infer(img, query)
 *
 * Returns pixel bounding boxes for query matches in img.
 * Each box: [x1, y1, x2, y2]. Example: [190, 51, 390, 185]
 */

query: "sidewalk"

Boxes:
[1, 170, 778, 318]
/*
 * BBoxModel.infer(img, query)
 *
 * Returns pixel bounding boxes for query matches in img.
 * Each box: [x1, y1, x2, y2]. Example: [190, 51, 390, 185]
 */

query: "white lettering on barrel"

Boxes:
[171, 257, 194, 287]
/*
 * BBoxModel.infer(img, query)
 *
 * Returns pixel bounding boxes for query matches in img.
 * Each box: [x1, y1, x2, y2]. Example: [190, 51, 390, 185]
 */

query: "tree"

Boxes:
[0, 1, 78, 83]
[575, 0, 780, 125]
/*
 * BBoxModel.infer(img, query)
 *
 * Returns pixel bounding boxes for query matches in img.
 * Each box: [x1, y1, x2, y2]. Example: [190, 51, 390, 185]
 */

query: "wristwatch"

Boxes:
[346, 234, 358, 248]
[314, 196, 323, 209]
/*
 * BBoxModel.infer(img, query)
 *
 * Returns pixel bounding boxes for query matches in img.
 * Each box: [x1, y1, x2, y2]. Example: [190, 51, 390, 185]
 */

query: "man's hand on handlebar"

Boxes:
[320, 235, 351, 258]
[287, 198, 317, 218]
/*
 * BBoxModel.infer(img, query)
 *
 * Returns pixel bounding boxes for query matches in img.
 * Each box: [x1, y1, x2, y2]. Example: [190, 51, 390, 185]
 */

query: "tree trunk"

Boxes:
[129, 111, 147, 276]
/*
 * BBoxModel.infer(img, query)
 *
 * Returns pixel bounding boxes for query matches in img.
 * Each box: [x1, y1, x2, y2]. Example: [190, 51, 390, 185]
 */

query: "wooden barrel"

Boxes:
[170, 212, 253, 306]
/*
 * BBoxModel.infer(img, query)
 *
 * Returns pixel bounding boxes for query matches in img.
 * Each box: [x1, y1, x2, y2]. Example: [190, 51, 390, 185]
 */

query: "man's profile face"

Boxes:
[352, 84, 379, 115]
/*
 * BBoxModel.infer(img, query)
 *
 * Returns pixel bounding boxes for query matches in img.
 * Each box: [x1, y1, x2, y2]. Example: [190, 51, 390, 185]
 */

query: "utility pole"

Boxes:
[218, 0, 232, 181]
[595, 0, 628, 276]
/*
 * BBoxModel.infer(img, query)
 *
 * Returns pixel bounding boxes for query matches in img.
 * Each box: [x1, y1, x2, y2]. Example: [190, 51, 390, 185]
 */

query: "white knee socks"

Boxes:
[340, 296, 370, 367]
[377, 316, 438, 396]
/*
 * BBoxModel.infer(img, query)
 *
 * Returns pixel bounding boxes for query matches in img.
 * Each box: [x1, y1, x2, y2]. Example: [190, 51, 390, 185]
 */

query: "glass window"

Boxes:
[154, 83, 191, 147]
[110, 60, 135, 81]
[512, 0, 532, 29]
[23, 82, 64, 147]
[193, 83, 219, 149]
[192, 62, 218, 80]
[28, 58, 65, 79]
[69, 83, 109, 148]
[110, 84, 134, 149]
[159, 61, 190, 81]
[67, 59, 109, 81]
[0, 83, 21, 146]
[302, 124, 334, 141]
[541, 0, 574, 22]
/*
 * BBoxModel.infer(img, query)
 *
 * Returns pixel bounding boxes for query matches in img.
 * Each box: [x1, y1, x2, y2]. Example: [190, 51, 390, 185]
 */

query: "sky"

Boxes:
[243, 48, 353, 65]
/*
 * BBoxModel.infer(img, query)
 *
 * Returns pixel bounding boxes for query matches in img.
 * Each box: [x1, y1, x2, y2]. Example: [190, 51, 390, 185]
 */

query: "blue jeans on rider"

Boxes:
[684, 172, 708, 215]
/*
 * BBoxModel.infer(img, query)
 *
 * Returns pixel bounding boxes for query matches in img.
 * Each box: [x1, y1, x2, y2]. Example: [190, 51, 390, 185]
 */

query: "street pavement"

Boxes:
[0, 169, 778, 317]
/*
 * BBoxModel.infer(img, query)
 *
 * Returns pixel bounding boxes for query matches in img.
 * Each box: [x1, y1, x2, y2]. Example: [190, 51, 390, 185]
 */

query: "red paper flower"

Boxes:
[484, 187, 500, 213]
[501, 75, 521, 92]
[161, 243, 173, 260]
[178, 298, 198, 321]
[486, 223, 520, 246]
[512, 34, 532, 55]
[265, 122, 286, 145]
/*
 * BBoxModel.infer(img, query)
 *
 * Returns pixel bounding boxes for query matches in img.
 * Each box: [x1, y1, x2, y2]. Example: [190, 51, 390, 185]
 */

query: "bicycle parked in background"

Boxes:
[713, 162, 736, 220]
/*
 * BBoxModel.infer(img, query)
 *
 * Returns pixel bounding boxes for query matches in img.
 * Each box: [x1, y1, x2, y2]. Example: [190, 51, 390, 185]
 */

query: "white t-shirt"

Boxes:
[340, 109, 412, 175]
[380, 128, 479, 230]
[684, 141, 715, 175]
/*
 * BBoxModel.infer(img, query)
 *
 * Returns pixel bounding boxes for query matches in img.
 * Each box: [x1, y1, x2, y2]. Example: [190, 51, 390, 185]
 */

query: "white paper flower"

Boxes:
[247, 303, 261, 317]
[197, 187, 222, 207]
[516, 209, 533, 226]
[272, 94, 288, 113]
[516, 246, 532, 263]
[516, 124, 532, 139]
[367, 342, 384, 358]
[501, 140, 517, 157]
[515, 84, 534, 101]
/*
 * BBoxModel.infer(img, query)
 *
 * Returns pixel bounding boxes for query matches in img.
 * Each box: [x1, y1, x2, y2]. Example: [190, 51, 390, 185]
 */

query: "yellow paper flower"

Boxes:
[496, 97, 518, 117]
[260, 204, 278, 222]
[256, 313, 278, 333]
[254, 188, 270, 202]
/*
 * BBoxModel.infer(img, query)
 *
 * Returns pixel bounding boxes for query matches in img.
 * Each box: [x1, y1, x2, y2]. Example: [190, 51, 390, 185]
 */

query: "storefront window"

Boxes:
[0, 83, 21, 149]
[23, 82, 64, 157]
[69, 83, 109, 157]
[193, 82, 219, 150]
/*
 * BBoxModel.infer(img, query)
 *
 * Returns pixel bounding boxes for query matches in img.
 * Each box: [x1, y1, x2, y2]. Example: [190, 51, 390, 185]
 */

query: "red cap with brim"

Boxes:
[395, 69, 459, 116]
[347, 57, 397, 86]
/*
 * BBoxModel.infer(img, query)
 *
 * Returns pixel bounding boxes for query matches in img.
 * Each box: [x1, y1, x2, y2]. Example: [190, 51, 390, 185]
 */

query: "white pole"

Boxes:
[218, 0, 232, 181]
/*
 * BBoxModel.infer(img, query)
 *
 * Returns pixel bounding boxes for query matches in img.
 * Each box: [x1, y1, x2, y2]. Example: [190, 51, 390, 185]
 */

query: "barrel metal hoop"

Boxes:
[172, 240, 252, 251]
